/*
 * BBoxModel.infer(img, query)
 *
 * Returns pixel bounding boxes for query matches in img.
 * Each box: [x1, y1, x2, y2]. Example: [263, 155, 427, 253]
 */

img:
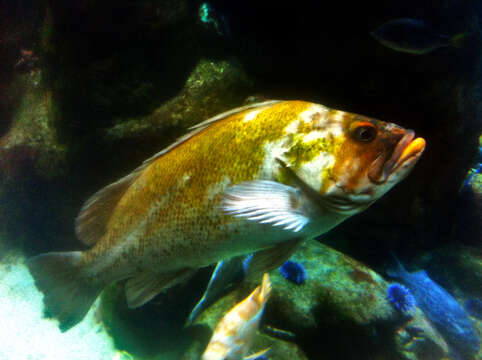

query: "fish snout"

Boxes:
[368, 129, 426, 184]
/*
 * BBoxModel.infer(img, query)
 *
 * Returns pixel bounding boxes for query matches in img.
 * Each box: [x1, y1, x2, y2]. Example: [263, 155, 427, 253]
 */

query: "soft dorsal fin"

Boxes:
[75, 100, 280, 246]
[75, 170, 143, 246]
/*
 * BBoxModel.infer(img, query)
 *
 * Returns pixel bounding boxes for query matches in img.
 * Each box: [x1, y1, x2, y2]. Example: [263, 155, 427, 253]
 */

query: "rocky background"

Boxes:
[0, 0, 481, 359]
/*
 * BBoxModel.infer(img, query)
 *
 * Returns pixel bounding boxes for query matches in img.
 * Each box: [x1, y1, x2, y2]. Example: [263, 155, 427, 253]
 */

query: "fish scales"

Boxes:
[83, 101, 312, 271]
[27, 100, 426, 331]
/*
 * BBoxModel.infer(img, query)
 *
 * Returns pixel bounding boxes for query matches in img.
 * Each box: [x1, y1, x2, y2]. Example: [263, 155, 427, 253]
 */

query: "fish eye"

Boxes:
[353, 125, 377, 142]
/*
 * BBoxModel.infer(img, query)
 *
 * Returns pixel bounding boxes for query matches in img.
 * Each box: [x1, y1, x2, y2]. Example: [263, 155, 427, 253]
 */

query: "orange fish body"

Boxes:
[202, 273, 272, 360]
[28, 100, 425, 330]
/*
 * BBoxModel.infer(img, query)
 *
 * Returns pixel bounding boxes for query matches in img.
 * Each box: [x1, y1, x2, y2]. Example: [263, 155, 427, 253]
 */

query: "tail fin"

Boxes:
[255, 273, 272, 305]
[27, 251, 102, 332]
[450, 33, 467, 48]
[386, 252, 408, 279]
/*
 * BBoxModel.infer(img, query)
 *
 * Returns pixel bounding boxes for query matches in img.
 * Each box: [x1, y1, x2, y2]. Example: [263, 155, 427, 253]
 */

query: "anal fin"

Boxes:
[245, 238, 303, 281]
[125, 269, 194, 308]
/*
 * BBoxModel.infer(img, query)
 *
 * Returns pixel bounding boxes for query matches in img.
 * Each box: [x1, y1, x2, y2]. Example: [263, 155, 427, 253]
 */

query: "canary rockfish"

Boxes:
[27, 100, 426, 331]
[202, 273, 272, 360]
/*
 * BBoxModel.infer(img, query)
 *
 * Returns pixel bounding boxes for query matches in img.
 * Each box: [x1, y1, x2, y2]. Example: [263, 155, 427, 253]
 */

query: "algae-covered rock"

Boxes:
[0, 71, 73, 252]
[0, 71, 66, 182]
[394, 310, 449, 360]
[186, 241, 448, 360]
[105, 58, 253, 143]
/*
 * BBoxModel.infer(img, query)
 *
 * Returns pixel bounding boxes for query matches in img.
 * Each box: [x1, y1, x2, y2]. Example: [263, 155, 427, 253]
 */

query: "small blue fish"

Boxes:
[386, 283, 416, 314]
[279, 260, 306, 285]
[387, 255, 480, 358]
[371, 18, 465, 55]
[465, 299, 482, 320]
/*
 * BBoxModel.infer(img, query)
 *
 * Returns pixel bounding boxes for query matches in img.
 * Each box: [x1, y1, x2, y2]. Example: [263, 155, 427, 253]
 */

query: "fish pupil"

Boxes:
[355, 126, 376, 142]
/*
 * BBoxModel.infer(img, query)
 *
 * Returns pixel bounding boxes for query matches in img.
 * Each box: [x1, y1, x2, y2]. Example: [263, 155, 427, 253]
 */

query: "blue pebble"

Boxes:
[280, 260, 306, 285]
[387, 283, 416, 314]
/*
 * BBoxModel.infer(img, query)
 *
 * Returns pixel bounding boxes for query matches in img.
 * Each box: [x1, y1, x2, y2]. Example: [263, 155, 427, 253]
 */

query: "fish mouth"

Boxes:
[368, 130, 426, 184]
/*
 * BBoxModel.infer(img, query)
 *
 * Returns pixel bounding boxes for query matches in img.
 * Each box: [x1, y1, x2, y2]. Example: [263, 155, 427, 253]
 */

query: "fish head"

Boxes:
[284, 107, 425, 215]
[323, 113, 425, 213]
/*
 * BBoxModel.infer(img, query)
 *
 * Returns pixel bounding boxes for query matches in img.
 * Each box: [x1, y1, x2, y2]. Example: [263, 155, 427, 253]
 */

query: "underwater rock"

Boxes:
[187, 241, 448, 360]
[393, 309, 449, 360]
[0, 71, 71, 252]
[0, 72, 66, 182]
[104, 58, 253, 143]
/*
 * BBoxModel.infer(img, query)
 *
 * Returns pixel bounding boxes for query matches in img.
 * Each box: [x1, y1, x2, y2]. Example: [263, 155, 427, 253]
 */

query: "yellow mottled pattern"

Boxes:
[84, 101, 312, 272]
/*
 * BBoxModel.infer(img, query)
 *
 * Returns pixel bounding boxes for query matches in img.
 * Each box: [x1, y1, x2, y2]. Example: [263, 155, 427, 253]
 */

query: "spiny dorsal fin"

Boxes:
[76, 100, 280, 246]
[142, 100, 281, 165]
[75, 170, 142, 246]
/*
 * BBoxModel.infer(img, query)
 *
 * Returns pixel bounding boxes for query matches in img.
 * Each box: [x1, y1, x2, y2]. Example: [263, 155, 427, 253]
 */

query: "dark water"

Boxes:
[0, 1, 480, 359]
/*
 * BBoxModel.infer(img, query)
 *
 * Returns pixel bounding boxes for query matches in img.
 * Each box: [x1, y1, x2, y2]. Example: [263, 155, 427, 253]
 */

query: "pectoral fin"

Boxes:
[245, 238, 303, 281]
[244, 347, 271, 360]
[125, 269, 194, 308]
[187, 256, 245, 325]
[222, 180, 310, 232]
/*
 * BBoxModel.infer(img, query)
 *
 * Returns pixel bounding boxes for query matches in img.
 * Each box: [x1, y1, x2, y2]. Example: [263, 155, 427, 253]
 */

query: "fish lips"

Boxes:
[368, 130, 426, 184]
